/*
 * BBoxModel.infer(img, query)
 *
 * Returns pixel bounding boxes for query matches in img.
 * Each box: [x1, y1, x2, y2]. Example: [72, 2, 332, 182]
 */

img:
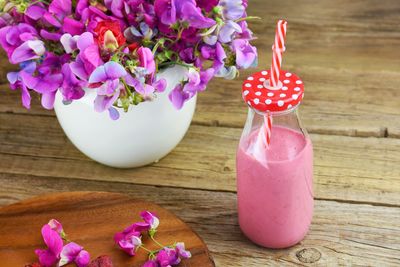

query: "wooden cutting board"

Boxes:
[0, 192, 215, 266]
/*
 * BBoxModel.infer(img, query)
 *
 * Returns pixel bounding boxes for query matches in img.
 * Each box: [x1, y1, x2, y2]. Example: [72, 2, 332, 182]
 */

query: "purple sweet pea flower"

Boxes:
[60, 33, 79, 53]
[155, 0, 215, 29]
[89, 61, 127, 95]
[40, 30, 62, 41]
[6, 61, 36, 109]
[63, 17, 85, 36]
[70, 32, 103, 81]
[89, 61, 127, 118]
[25, 4, 46, 20]
[125, 74, 154, 97]
[238, 20, 253, 40]
[20, 55, 63, 109]
[35, 225, 63, 267]
[43, 0, 72, 28]
[0, 23, 39, 61]
[11, 40, 46, 64]
[219, 20, 242, 43]
[184, 68, 214, 93]
[201, 43, 226, 73]
[154, 0, 177, 25]
[168, 84, 191, 110]
[61, 63, 86, 101]
[180, 2, 216, 29]
[175, 242, 191, 259]
[219, 0, 245, 20]
[59, 242, 90, 267]
[104, 0, 124, 18]
[232, 39, 257, 69]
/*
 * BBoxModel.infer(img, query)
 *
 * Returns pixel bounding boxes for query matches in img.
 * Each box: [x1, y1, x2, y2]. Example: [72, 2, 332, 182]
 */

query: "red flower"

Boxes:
[128, 42, 139, 52]
[94, 20, 126, 47]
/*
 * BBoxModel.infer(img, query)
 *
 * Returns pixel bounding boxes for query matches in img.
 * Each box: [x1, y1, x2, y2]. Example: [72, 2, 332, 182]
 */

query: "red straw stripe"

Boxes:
[269, 20, 287, 87]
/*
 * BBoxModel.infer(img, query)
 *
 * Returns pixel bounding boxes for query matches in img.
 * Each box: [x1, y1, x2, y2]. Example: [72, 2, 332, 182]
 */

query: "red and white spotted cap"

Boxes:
[242, 70, 304, 114]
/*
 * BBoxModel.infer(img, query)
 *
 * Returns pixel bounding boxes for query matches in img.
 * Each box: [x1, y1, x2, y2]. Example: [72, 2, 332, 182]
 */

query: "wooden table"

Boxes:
[1, 0, 399, 265]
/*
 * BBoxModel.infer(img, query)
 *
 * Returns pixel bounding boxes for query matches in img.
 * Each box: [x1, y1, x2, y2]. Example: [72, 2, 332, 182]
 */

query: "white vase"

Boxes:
[54, 65, 196, 168]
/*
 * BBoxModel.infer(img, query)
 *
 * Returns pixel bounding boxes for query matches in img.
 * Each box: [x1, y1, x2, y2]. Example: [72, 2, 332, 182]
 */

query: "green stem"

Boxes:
[121, 79, 133, 98]
[151, 236, 166, 248]
[235, 16, 261, 23]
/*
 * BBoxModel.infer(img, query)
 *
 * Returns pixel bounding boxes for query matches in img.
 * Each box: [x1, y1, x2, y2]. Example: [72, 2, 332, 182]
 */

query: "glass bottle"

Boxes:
[237, 70, 313, 248]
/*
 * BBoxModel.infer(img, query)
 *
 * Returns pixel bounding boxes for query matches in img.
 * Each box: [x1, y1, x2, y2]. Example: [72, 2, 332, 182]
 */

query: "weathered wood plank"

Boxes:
[1, 0, 400, 137]
[1, 112, 399, 206]
[0, 174, 399, 266]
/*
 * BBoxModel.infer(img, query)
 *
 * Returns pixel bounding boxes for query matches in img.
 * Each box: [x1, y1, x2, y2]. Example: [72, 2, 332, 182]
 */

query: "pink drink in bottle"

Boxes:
[236, 20, 313, 248]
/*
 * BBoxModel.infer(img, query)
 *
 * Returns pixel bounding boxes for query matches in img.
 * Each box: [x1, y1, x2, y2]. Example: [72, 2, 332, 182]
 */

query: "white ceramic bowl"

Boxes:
[54, 66, 196, 168]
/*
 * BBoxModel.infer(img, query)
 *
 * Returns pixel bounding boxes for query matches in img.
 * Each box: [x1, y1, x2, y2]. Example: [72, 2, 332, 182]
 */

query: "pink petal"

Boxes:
[59, 242, 82, 266]
[104, 61, 127, 79]
[41, 225, 63, 256]
[75, 250, 91, 267]
[89, 65, 107, 83]
[35, 248, 59, 267]
[48, 219, 63, 234]
[41, 91, 57, 110]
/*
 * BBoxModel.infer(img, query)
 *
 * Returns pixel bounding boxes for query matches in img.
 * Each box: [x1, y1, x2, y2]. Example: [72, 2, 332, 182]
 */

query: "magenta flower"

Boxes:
[59, 242, 90, 267]
[168, 84, 191, 110]
[0, 23, 42, 63]
[114, 222, 149, 256]
[155, 0, 215, 29]
[20, 54, 64, 110]
[35, 225, 63, 267]
[89, 61, 127, 119]
[137, 47, 156, 75]
[10, 40, 45, 64]
[184, 68, 214, 93]
[61, 63, 86, 101]
[156, 248, 180, 267]
[7, 61, 36, 109]
[140, 211, 160, 230]
[70, 32, 103, 81]
[43, 0, 72, 28]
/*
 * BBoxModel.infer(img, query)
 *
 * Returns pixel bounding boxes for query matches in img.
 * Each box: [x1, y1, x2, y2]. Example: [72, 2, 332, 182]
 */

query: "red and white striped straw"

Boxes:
[260, 113, 273, 147]
[253, 113, 273, 159]
[269, 20, 287, 88]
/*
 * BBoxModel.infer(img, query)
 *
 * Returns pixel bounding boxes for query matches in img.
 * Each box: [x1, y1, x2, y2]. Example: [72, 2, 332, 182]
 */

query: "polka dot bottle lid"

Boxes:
[242, 70, 304, 113]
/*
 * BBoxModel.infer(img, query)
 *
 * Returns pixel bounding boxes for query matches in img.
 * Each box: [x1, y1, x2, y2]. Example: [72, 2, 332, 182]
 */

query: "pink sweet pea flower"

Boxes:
[137, 47, 156, 75]
[114, 221, 150, 256]
[140, 211, 159, 230]
[35, 225, 63, 267]
[59, 242, 90, 267]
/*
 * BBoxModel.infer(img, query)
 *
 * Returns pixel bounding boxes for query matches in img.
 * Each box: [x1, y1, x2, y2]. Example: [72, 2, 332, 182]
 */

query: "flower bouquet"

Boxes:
[0, 0, 257, 117]
[0, 0, 257, 167]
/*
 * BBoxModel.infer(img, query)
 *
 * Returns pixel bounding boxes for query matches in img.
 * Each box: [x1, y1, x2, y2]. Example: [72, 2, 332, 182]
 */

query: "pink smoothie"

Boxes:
[236, 125, 313, 248]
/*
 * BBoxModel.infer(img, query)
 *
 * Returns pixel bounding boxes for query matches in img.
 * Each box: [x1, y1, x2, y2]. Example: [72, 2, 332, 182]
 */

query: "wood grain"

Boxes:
[1, 112, 399, 206]
[0, 192, 214, 267]
[0, 174, 399, 266]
